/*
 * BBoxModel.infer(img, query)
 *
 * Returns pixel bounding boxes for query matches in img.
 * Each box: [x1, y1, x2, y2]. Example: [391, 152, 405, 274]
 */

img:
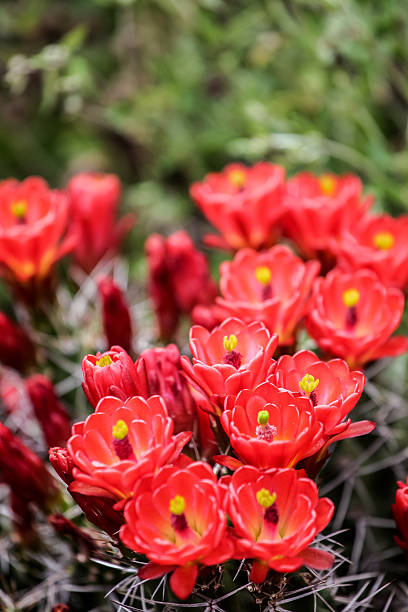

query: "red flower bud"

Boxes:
[26, 375, 71, 447]
[0, 313, 35, 371]
[98, 277, 133, 353]
[49, 447, 74, 484]
[393, 477, 408, 557]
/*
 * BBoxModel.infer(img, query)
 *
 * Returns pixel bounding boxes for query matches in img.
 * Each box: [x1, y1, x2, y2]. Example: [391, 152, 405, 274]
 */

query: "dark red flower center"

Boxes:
[223, 350, 242, 369]
[112, 419, 134, 460]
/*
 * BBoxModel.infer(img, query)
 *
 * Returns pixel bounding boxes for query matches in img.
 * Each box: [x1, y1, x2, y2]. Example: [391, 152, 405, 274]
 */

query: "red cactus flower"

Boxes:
[68, 172, 134, 272]
[392, 477, 408, 557]
[82, 346, 140, 408]
[120, 462, 235, 600]
[98, 277, 133, 353]
[190, 162, 286, 251]
[67, 396, 191, 500]
[26, 374, 71, 447]
[0, 312, 35, 371]
[0, 176, 74, 291]
[224, 465, 334, 581]
[145, 231, 217, 340]
[333, 213, 408, 290]
[217, 246, 320, 344]
[216, 382, 323, 471]
[306, 268, 408, 369]
[135, 344, 197, 434]
[283, 172, 373, 259]
[181, 317, 278, 413]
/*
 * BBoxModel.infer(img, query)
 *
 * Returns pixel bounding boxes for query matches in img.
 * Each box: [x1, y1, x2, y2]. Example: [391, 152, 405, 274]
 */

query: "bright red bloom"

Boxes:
[120, 462, 235, 600]
[0, 177, 73, 288]
[145, 231, 217, 340]
[135, 344, 197, 434]
[224, 465, 334, 580]
[217, 382, 323, 470]
[306, 268, 408, 369]
[333, 213, 408, 290]
[392, 477, 408, 556]
[190, 162, 286, 250]
[82, 346, 140, 408]
[67, 396, 191, 500]
[0, 312, 35, 371]
[98, 277, 133, 353]
[217, 246, 320, 344]
[68, 172, 134, 272]
[181, 318, 278, 413]
[26, 374, 71, 447]
[283, 172, 373, 259]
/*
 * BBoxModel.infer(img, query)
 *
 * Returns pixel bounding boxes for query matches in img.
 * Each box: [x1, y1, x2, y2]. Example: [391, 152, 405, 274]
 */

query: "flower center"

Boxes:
[96, 354, 113, 367]
[228, 169, 246, 189]
[112, 419, 134, 460]
[223, 334, 242, 369]
[10, 200, 27, 222]
[169, 495, 188, 532]
[299, 373, 319, 405]
[256, 410, 277, 441]
[255, 266, 272, 300]
[319, 174, 336, 196]
[373, 231, 394, 250]
[256, 488, 279, 525]
[343, 288, 359, 329]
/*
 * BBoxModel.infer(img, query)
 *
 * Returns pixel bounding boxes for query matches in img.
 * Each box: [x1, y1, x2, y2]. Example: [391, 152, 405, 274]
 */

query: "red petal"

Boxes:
[213, 455, 243, 471]
[169, 564, 199, 600]
[299, 547, 334, 570]
[250, 560, 269, 583]
[139, 562, 175, 580]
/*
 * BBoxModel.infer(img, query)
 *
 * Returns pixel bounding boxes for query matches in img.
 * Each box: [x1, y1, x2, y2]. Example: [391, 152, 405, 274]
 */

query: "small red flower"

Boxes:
[217, 382, 323, 470]
[135, 344, 197, 434]
[333, 213, 408, 290]
[26, 374, 71, 448]
[283, 172, 373, 259]
[190, 162, 286, 250]
[306, 268, 408, 369]
[0, 312, 35, 371]
[181, 317, 278, 413]
[392, 477, 408, 557]
[68, 172, 134, 272]
[224, 465, 334, 581]
[82, 346, 140, 408]
[0, 177, 73, 289]
[145, 231, 217, 340]
[120, 462, 235, 600]
[217, 246, 320, 344]
[67, 396, 191, 500]
[98, 277, 133, 353]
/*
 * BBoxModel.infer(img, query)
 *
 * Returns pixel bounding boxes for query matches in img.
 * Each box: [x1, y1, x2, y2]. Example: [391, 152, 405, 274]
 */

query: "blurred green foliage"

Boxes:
[1, 0, 408, 230]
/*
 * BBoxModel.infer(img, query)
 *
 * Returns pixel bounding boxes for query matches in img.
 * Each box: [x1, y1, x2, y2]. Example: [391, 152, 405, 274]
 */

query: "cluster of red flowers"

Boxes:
[0, 163, 407, 602]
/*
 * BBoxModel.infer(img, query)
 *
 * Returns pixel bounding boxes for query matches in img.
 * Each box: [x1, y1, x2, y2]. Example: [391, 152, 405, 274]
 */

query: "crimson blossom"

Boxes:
[392, 477, 408, 557]
[0, 177, 73, 292]
[98, 277, 133, 353]
[67, 396, 191, 500]
[120, 462, 235, 600]
[306, 268, 408, 369]
[283, 172, 373, 259]
[181, 317, 278, 413]
[216, 246, 320, 344]
[26, 374, 71, 448]
[224, 465, 334, 582]
[190, 162, 286, 251]
[333, 213, 408, 290]
[68, 172, 134, 272]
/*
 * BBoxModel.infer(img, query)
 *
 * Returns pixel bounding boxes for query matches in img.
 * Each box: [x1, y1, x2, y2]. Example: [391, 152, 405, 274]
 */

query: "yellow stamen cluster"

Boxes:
[257, 410, 269, 426]
[96, 354, 114, 368]
[299, 373, 319, 394]
[169, 495, 185, 515]
[343, 288, 360, 308]
[319, 174, 336, 196]
[373, 231, 394, 250]
[256, 488, 277, 508]
[10, 200, 28, 219]
[112, 419, 129, 440]
[255, 266, 272, 285]
[229, 169, 246, 188]
[223, 334, 238, 352]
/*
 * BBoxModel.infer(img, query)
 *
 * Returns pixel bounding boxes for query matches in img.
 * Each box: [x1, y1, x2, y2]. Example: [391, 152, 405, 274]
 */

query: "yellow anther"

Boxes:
[10, 200, 28, 219]
[373, 231, 394, 250]
[169, 495, 185, 515]
[319, 174, 336, 196]
[223, 334, 238, 352]
[255, 266, 272, 285]
[299, 374, 319, 394]
[112, 419, 129, 440]
[256, 488, 277, 508]
[96, 354, 113, 367]
[343, 288, 360, 308]
[257, 410, 269, 426]
[229, 169, 246, 188]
